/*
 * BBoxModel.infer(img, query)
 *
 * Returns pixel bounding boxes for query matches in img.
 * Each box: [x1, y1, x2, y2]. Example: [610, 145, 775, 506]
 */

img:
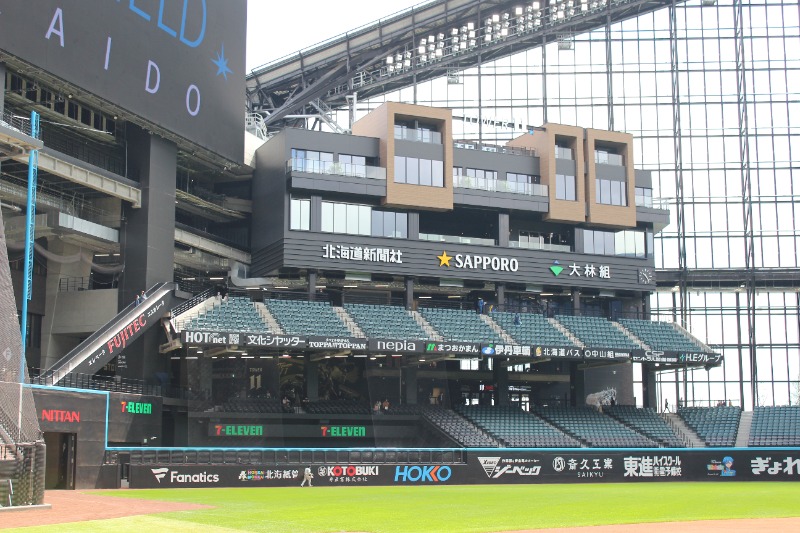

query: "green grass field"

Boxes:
[13, 482, 800, 533]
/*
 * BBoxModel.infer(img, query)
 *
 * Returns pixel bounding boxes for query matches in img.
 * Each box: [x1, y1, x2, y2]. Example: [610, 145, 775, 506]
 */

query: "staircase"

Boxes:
[411, 311, 443, 341]
[735, 411, 753, 447]
[663, 413, 705, 447]
[549, 318, 584, 347]
[254, 302, 284, 334]
[333, 306, 366, 338]
[613, 321, 648, 349]
[171, 296, 217, 332]
[480, 315, 515, 343]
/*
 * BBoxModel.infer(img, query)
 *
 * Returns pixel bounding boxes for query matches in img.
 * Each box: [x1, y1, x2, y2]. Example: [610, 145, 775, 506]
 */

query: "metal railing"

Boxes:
[454, 141, 536, 157]
[28, 368, 187, 398]
[453, 173, 548, 197]
[57, 276, 118, 292]
[418, 233, 496, 246]
[509, 240, 571, 252]
[287, 158, 386, 180]
[0, 109, 34, 136]
[123, 448, 466, 466]
[394, 126, 442, 144]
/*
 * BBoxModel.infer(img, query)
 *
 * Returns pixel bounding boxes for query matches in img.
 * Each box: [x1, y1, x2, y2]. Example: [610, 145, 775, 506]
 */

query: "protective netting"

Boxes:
[0, 206, 45, 505]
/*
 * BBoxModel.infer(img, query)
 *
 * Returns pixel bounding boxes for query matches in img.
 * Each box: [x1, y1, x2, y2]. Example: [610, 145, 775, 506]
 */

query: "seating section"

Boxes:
[219, 398, 284, 413]
[678, 406, 741, 446]
[533, 406, 656, 447]
[419, 307, 504, 343]
[456, 406, 580, 448]
[264, 299, 350, 337]
[748, 406, 800, 447]
[423, 406, 500, 447]
[345, 303, 428, 340]
[383, 404, 422, 415]
[492, 311, 573, 346]
[605, 406, 683, 447]
[555, 315, 640, 350]
[305, 400, 371, 415]
[619, 319, 705, 352]
[186, 296, 269, 333]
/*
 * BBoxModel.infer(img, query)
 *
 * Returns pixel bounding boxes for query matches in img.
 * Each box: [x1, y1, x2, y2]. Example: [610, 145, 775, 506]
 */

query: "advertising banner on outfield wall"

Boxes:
[129, 449, 800, 488]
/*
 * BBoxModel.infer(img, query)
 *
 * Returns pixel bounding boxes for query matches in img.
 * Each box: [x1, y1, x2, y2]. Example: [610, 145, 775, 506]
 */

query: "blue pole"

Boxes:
[20, 111, 39, 384]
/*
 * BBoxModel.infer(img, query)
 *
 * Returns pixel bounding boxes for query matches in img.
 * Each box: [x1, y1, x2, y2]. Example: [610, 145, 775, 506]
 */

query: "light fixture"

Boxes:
[209, 277, 224, 280]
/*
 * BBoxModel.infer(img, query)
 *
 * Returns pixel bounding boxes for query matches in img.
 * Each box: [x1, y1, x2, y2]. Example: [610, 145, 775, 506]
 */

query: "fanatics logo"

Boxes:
[151, 468, 169, 483]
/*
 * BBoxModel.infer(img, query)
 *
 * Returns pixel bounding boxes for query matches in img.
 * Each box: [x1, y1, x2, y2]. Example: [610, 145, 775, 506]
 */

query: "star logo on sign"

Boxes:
[212, 43, 232, 80]
[437, 251, 452, 267]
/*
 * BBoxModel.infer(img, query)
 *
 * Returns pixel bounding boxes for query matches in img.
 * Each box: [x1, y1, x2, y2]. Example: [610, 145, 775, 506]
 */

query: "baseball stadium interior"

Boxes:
[0, 0, 798, 496]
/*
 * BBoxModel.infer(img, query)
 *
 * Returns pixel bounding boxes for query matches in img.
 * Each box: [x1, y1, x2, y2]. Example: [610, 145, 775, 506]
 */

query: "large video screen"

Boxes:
[0, 1, 246, 163]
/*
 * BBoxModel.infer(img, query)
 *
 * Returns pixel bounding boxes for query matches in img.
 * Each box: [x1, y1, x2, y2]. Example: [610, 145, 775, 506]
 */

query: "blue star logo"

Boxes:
[212, 43, 232, 80]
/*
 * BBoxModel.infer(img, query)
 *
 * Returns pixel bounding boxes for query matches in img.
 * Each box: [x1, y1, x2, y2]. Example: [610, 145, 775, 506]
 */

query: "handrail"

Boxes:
[43, 282, 174, 383]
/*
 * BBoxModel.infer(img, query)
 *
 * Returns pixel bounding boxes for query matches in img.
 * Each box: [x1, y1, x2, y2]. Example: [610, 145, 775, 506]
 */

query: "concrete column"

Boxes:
[642, 364, 657, 408]
[496, 283, 506, 310]
[40, 239, 95, 368]
[405, 277, 414, 309]
[117, 125, 176, 383]
[0, 63, 5, 112]
[642, 293, 651, 319]
[309, 196, 322, 232]
[493, 363, 509, 406]
[498, 212, 509, 247]
[569, 362, 585, 407]
[307, 271, 317, 300]
[402, 366, 418, 405]
[572, 288, 581, 315]
[305, 356, 319, 401]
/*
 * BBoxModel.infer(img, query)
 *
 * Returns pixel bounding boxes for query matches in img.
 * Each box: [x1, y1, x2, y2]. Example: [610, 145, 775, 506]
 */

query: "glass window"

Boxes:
[290, 198, 310, 231]
[556, 174, 566, 200]
[594, 231, 605, 255]
[333, 203, 347, 233]
[396, 213, 408, 238]
[605, 231, 615, 255]
[394, 156, 406, 184]
[384, 212, 396, 238]
[612, 180, 622, 205]
[419, 158, 432, 186]
[565, 174, 576, 201]
[601, 179, 611, 204]
[406, 157, 419, 184]
[358, 205, 371, 236]
[371, 210, 383, 237]
[584, 230, 594, 253]
[432, 160, 444, 187]
[321, 202, 334, 233]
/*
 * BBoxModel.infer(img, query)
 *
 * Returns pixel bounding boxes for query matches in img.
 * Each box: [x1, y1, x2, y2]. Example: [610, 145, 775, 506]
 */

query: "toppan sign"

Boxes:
[0, 1, 246, 163]
[438, 251, 519, 272]
[307, 337, 368, 351]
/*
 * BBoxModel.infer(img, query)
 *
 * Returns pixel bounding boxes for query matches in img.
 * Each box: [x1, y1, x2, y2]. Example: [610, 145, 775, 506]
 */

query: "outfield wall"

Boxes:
[126, 448, 800, 488]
